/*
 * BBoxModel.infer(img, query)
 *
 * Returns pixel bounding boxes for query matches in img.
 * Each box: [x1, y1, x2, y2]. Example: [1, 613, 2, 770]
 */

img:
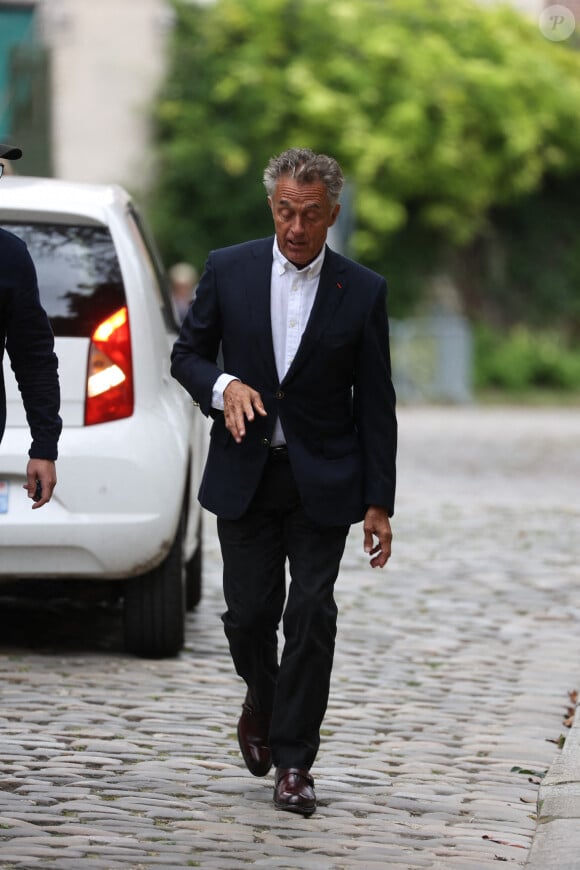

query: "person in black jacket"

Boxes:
[172, 148, 397, 815]
[0, 143, 61, 507]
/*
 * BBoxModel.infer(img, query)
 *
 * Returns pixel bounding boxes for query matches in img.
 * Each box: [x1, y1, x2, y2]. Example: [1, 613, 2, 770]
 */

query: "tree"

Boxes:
[150, 0, 580, 317]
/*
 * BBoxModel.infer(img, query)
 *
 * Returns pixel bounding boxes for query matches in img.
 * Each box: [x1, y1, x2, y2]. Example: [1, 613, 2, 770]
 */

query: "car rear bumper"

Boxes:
[0, 501, 172, 579]
[0, 410, 195, 579]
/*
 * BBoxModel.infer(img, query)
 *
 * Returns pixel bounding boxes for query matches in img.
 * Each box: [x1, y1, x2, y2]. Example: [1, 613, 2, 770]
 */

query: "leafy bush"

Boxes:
[452, 176, 580, 331]
[475, 325, 580, 390]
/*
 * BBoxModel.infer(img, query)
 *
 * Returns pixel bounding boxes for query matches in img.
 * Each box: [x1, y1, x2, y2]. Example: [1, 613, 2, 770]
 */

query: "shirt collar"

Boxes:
[272, 236, 326, 279]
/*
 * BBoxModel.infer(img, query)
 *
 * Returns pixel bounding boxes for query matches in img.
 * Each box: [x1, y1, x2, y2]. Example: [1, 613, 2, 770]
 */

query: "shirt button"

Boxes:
[261, 438, 270, 447]
[289, 319, 297, 328]
[276, 390, 285, 399]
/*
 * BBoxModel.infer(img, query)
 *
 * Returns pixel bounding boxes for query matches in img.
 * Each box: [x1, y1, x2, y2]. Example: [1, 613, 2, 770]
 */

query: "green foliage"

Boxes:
[150, 0, 580, 317]
[475, 324, 580, 390]
[452, 176, 580, 330]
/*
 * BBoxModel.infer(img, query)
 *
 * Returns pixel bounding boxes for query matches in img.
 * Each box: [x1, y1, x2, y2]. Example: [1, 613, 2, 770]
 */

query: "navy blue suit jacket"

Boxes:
[171, 237, 397, 526]
[0, 228, 61, 459]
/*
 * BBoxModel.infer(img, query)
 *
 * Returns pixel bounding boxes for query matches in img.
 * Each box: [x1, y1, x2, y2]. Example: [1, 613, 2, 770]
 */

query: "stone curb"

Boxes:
[526, 705, 580, 869]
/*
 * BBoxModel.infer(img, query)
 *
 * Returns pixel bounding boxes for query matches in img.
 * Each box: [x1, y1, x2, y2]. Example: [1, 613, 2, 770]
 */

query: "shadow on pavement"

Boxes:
[0, 581, 125, 655]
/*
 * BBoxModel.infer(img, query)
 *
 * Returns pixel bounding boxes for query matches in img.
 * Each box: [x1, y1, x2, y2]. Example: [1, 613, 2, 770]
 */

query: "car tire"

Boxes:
[123, 511, 186, 658]
[186, 514, 203, 611]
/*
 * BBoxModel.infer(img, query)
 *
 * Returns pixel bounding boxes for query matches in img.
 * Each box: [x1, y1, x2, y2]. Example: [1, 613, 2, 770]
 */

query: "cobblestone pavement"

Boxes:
[1, 406, 580, 870]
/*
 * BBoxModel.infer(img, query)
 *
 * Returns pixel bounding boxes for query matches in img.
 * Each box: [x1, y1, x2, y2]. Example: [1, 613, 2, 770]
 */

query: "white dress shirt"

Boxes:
[212, 238, 325, 445]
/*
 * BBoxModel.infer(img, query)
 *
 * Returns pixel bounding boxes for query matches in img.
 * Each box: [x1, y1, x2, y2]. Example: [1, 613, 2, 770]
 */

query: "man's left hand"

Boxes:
[23, 459, 57, 509]
[363, 505, 392, 568]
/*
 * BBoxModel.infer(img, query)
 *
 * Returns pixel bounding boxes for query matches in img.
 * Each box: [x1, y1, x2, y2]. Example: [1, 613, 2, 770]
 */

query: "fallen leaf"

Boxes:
[483, 835, 526, 849]
[510, 766, 546, 779]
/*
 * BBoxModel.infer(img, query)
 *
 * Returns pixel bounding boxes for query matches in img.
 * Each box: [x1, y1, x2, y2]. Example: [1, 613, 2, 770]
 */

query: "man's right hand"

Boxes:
[223, 380, 267, 443]
[23, 458, 57, 509]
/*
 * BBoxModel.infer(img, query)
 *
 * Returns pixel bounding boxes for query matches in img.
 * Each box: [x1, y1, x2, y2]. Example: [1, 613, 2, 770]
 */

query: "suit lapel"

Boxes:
[243, 238, 278, 381]
[282, 247, 347, 385]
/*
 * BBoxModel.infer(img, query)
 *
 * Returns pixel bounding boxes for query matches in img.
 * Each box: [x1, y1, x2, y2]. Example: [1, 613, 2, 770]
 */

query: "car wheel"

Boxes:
[186, 514, 203, 611]
[123, 511, 186, 658]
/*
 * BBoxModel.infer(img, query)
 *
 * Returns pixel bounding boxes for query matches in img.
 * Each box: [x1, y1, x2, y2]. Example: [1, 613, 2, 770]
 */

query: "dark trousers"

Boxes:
[217, 453, 349, 770]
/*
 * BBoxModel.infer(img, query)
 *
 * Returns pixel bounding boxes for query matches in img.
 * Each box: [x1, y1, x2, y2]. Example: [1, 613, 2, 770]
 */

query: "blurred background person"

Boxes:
[169, 261, 198, 325]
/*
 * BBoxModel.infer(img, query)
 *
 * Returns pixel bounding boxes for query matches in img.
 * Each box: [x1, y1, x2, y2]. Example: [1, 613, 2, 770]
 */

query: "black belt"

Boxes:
[268, 445, 288, 459]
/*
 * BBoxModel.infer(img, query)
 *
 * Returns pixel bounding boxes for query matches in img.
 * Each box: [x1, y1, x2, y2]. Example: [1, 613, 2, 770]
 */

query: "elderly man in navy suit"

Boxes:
[171, 148, 397, 816]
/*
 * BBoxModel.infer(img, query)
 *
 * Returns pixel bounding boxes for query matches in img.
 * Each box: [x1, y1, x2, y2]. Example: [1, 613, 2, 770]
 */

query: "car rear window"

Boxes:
[0, 223, 126, 337]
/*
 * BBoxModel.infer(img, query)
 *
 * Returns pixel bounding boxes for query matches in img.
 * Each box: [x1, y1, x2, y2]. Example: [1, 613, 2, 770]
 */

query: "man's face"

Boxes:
[268, 175, 340, 268]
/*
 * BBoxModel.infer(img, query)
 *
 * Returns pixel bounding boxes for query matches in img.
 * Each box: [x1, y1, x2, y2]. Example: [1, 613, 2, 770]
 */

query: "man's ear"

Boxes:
[329, 203, 341, 227]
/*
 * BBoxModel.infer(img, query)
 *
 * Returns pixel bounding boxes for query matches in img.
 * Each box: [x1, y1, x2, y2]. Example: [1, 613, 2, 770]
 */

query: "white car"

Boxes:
[0, 176, 206, 657]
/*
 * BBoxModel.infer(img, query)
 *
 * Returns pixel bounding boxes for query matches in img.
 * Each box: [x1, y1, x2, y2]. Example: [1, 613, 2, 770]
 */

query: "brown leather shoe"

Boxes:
[273, 767, 316, 816]
[237, 697, 272, 777]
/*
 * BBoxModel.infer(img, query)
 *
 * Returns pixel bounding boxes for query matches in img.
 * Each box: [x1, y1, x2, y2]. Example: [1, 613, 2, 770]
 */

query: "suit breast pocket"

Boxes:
[316, 333, 357, 377]
[319, 331, 356, 350]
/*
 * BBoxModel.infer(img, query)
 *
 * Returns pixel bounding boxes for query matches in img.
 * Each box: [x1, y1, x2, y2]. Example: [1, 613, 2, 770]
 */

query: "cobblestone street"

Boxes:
[1, 406, 579, 869]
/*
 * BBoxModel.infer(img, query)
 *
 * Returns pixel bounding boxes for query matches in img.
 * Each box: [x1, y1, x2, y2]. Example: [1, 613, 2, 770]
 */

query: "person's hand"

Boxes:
[23, 458, 57, 509]
[223, 380, 267, 443]
[363, 505, 392, 568]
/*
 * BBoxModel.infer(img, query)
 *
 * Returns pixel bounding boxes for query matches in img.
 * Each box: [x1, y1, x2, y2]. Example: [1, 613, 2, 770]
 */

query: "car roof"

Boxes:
[0, 175, 133, 227]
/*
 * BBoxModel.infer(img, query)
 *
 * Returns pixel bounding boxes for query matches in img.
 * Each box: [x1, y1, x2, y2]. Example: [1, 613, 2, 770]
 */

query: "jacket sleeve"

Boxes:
[5, 243, 62, 460]
[170, 253, 225, 417]
[353, 278, 397, 515]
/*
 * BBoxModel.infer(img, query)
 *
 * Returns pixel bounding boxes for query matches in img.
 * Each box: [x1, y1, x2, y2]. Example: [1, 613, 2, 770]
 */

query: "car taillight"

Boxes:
[85, 306, 134, 425]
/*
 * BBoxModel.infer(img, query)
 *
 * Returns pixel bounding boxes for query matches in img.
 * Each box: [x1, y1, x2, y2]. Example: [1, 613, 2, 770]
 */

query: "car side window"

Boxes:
[126, 205, 178, 332]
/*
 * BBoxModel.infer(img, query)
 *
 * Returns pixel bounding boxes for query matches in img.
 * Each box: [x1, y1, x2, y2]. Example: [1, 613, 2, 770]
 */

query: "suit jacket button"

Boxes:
[261, 438, 270, 447]
[275, 390, 285, 399]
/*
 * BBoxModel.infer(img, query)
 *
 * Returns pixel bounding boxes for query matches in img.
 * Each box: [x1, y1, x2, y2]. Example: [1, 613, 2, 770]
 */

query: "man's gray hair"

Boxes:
[263, 148, 344, 206]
